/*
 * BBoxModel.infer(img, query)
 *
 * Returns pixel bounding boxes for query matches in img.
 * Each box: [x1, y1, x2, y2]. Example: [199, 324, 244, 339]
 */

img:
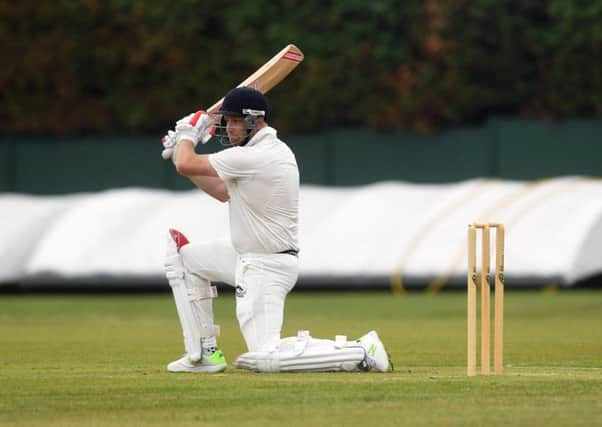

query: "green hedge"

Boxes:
[1, 1, 601, 135]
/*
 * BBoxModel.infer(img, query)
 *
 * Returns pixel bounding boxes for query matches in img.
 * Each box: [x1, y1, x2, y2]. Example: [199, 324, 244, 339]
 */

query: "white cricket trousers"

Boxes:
[180, 239, 298, 352]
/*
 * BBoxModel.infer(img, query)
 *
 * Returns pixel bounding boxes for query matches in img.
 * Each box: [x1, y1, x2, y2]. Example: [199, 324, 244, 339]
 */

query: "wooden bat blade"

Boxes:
[207, 44, 304, 113]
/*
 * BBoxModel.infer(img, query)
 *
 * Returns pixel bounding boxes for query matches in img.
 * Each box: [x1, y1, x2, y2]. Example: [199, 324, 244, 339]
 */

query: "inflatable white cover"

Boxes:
[1, 177, 601, 288]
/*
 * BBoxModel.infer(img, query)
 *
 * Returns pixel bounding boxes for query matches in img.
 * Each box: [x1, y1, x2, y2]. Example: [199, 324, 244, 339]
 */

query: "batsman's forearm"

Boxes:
[173, 141, 227, 201]
[173, 140, 196, 175]
[188, 175, 230, 203]
[174, 141, 217, 177]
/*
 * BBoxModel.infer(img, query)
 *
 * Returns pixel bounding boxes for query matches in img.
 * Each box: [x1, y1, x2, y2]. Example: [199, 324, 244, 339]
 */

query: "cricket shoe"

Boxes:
[167, 349, 227, 373]
[357, 330, 392, 373]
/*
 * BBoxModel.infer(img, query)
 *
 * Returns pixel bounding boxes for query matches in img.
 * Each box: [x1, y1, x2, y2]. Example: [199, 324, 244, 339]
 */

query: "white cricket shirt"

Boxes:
[208, 126, 299, 254]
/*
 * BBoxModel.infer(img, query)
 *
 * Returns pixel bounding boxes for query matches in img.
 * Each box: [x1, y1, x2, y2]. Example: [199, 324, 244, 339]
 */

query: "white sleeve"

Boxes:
[208, 147, 259, 180]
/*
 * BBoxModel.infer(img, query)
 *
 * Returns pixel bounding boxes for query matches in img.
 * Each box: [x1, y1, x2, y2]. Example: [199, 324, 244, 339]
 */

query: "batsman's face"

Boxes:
[224, 115, 246, 146]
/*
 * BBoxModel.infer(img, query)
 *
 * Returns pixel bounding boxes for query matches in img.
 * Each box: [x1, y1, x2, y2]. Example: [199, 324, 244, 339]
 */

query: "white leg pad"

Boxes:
[186, 273, 220, 344]
[234, 330, 365, 373]
[167, 271, 202, 362]
[165, 234, 220, 362]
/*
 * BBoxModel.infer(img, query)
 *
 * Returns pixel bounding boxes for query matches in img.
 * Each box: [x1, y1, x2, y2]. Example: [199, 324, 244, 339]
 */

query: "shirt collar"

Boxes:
[246, 126, 277, 147]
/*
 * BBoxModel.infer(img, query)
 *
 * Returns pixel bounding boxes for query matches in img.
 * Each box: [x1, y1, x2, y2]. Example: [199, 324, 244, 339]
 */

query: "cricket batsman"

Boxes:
[161, 87, 391, 373]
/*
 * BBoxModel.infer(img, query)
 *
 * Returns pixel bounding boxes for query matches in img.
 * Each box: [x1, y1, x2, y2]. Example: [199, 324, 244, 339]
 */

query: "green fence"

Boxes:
[1, 118, 601, 194]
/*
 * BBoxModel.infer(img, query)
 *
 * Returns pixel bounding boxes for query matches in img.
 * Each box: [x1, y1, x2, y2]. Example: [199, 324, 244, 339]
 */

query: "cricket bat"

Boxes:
[162, 44, 303, 158]
[206, 44, 304, 114]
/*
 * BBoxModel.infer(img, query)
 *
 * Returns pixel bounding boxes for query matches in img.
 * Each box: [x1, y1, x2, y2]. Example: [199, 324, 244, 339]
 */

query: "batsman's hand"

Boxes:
[176, 110, 214, 145]
[161, 111, 215, 161]
[161, 130, 177, 160]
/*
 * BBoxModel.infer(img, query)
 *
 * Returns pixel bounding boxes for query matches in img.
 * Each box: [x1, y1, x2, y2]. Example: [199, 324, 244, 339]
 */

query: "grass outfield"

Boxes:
[1, 290, 601, 427]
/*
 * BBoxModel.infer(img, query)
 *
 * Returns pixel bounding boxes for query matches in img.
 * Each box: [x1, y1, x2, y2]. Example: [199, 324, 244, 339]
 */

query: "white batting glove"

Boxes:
[175, 111, 214, 144]
[161, 111, 215, 161]
[161, 130, 177, 160]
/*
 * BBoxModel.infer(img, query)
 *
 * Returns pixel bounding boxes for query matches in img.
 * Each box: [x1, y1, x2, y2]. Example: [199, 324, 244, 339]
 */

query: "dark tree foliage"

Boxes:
[1, 0, 600, 135]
